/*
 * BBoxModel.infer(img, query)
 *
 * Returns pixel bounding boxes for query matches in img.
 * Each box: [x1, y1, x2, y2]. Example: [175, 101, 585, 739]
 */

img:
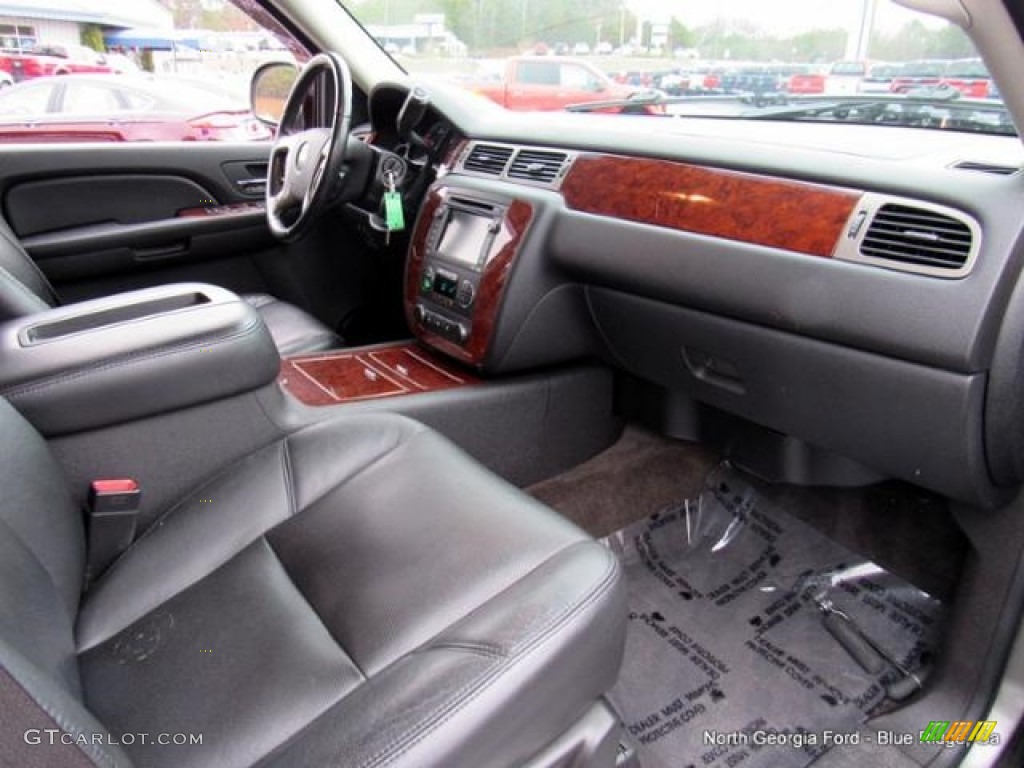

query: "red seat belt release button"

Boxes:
[85, 479, 141, 584]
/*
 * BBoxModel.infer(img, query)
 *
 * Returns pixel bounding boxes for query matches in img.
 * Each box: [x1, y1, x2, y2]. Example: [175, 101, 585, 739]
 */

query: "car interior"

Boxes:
[3, 0, 1024, 766]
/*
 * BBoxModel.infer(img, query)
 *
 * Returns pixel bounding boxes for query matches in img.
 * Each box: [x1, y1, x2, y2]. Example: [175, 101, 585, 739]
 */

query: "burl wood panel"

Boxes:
[280, 342, 476, 406]
[561, 154, 861, 257]
[404, 189, 534, 367]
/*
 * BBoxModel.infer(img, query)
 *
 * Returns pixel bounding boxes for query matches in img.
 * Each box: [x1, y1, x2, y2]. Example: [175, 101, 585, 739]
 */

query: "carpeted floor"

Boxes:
[601, 467, 947, 768]
[528, 425, 967, 601]
[528, 426, 721, 539]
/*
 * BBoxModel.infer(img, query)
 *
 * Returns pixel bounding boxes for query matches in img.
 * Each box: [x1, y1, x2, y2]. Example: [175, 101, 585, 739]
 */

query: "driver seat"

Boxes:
[0, 218, 339, 356]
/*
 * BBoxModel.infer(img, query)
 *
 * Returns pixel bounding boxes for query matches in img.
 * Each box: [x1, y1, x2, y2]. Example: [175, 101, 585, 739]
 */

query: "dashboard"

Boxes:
[365, 81, 1024, 509]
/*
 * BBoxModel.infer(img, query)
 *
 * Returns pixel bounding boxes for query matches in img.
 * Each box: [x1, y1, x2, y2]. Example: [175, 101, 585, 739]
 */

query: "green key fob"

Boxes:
[384, 191, 405, 232]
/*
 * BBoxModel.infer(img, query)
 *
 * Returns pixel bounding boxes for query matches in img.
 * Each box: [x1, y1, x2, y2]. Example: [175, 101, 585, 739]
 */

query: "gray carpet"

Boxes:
[529, 426, 721, 539]
[528, 426, 966, 601]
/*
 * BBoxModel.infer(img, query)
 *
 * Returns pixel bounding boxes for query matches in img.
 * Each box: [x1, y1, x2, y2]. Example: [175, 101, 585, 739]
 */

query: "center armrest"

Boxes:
[0, 283, 279, 435]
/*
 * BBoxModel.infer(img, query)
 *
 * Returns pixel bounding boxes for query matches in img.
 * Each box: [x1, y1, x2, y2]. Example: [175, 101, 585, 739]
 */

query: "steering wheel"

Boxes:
[266, 52, 353, 241]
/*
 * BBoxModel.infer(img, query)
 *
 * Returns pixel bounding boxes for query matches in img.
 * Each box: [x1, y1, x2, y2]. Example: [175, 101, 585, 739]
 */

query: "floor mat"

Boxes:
[604, 464, 944, 768]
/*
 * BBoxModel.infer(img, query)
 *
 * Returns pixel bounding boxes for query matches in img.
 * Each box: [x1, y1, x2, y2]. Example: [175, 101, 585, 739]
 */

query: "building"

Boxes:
[368, 13, 467, 57]
[0, 0, 171, 51]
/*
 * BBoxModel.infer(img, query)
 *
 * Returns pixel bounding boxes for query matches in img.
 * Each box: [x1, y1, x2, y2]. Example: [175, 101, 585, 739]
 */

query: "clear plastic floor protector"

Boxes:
[603, 464, 944, 768]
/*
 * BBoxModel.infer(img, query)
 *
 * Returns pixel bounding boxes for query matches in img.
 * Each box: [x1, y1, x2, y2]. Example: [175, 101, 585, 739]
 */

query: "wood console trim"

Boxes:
[280, 342, 477, 406]
[404, 188, 534, 367]
[561, 153, 861, 257]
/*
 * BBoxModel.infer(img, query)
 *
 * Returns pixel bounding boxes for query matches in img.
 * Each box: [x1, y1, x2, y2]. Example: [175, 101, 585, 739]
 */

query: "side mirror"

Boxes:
[251, 60, 299, 126]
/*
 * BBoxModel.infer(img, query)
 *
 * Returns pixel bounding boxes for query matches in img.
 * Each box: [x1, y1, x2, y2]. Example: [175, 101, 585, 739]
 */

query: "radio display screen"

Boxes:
[437, 208, 492, 268]
[432, 272, 458, 299]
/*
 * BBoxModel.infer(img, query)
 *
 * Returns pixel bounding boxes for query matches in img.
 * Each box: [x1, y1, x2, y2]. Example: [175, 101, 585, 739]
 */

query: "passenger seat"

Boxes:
[0, 399, 626, 767]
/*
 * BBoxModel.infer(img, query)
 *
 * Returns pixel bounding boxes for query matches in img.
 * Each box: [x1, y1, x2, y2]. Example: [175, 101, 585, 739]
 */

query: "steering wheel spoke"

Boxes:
[265, 53, 353, 242]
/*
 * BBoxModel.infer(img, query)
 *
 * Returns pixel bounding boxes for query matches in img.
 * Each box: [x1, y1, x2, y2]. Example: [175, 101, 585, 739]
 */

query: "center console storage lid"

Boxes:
[0, 283, 279, 435]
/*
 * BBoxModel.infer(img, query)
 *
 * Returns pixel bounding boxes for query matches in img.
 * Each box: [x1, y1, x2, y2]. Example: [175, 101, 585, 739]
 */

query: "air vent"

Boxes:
[953, 161, 1018, 176]
[507, 149, 569, 184]
[860, 203, 973, 271]
[462, 144, 513, 176]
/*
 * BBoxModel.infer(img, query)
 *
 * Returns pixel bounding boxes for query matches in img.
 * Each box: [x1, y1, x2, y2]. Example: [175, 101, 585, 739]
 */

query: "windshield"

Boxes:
[341, 0, 1012, 136]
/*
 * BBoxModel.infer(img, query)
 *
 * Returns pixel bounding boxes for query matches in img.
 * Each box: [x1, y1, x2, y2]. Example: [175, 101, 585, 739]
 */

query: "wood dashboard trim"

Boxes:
[561, 153, 862, 257]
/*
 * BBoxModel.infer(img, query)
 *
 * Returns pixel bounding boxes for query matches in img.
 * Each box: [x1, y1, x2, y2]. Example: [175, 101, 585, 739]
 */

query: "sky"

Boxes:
[627, 0, 947, 35]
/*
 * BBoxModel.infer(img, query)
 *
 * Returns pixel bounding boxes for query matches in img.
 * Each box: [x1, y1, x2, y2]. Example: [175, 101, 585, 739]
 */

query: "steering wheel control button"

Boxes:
[456, 279, 475, 308]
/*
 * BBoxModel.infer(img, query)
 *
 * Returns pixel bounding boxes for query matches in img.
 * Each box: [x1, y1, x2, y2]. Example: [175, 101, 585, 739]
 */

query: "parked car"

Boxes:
[889, 59, 946, 93]
[0, 74, 272, 142]
[0, 42, 113, 82]
[940, 57, 993, 98]
[857, 62, 902, 93]
[825, 59, 869, 94]
[785, 64, 827, 94]
[572, 42, 591, 55]
[467, 56, 659, 113]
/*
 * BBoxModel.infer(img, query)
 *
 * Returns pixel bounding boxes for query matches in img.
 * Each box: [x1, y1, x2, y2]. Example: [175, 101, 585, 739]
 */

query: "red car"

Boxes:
[786, 65, 827, 94]
[889, 59, 945, 93]
[940, 58, 992, 98]
[0, 74, 272, 143]
[0, 43, 113, 82]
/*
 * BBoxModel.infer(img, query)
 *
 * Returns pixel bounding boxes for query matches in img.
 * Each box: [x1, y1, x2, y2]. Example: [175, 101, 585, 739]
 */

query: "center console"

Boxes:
[0, 283, 278, 435]
[405, 185, 534, 368]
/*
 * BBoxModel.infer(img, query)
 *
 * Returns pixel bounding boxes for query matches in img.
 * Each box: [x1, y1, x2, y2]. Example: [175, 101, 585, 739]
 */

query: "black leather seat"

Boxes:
[0, 399, 626, 766]
[0, 219, 338, 356]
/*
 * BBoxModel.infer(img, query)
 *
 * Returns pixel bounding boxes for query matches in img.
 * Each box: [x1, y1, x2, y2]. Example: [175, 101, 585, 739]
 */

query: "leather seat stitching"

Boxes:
[281, 438, 298, 518]
[1, 317, 264, 399]
[1, 644, 119, 768]
[80, 423, 419, 649]
[426, 641, 505, 659]
[0, 262, 51, 309]
[358, 547, 619, 768]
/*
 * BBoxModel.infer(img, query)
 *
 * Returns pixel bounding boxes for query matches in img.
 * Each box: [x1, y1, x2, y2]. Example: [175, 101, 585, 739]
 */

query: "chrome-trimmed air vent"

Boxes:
[834, 193, 980, 278]
[456, 141, 575, 188]
[461, 143, 514, 176]
[952, 160, 1019, 176]
[507, 149, 570, 184]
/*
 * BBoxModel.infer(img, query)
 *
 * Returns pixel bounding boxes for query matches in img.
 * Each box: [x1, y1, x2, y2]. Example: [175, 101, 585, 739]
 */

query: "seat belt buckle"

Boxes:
[85, 479, 141, 585]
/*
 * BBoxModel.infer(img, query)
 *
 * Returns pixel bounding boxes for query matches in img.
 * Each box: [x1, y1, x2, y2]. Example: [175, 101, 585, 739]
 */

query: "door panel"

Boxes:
[0, 143, 406, 346]
[8, 175, 218, 236]
[0, 143, 277, 293]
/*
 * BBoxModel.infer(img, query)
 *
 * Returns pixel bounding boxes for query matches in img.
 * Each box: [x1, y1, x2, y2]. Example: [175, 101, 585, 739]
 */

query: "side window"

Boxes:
[62, 82, 124, 114]
[518, 60, 559, 86]
[0, 24, 36, 51]
[560, 64, 594, 89]
[0, 0, 307, 144]
[0, 83, 51, 114]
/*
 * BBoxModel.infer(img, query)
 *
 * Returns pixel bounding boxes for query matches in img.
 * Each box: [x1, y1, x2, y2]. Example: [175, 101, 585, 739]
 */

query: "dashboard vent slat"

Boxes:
[860, 203, 973, 270]
[953, 161, 1019, 176]
[507, 149, 569, 184]
[462, 144, 514, 176]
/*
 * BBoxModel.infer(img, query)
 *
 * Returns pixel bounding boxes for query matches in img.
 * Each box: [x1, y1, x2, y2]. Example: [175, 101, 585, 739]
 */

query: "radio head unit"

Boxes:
[415, 195, 508, 345]
[428, 197, 505, 271]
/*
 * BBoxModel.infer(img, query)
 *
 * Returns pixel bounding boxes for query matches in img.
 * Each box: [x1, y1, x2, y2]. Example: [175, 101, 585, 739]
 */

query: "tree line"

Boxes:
[354, 0, 975, 62]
